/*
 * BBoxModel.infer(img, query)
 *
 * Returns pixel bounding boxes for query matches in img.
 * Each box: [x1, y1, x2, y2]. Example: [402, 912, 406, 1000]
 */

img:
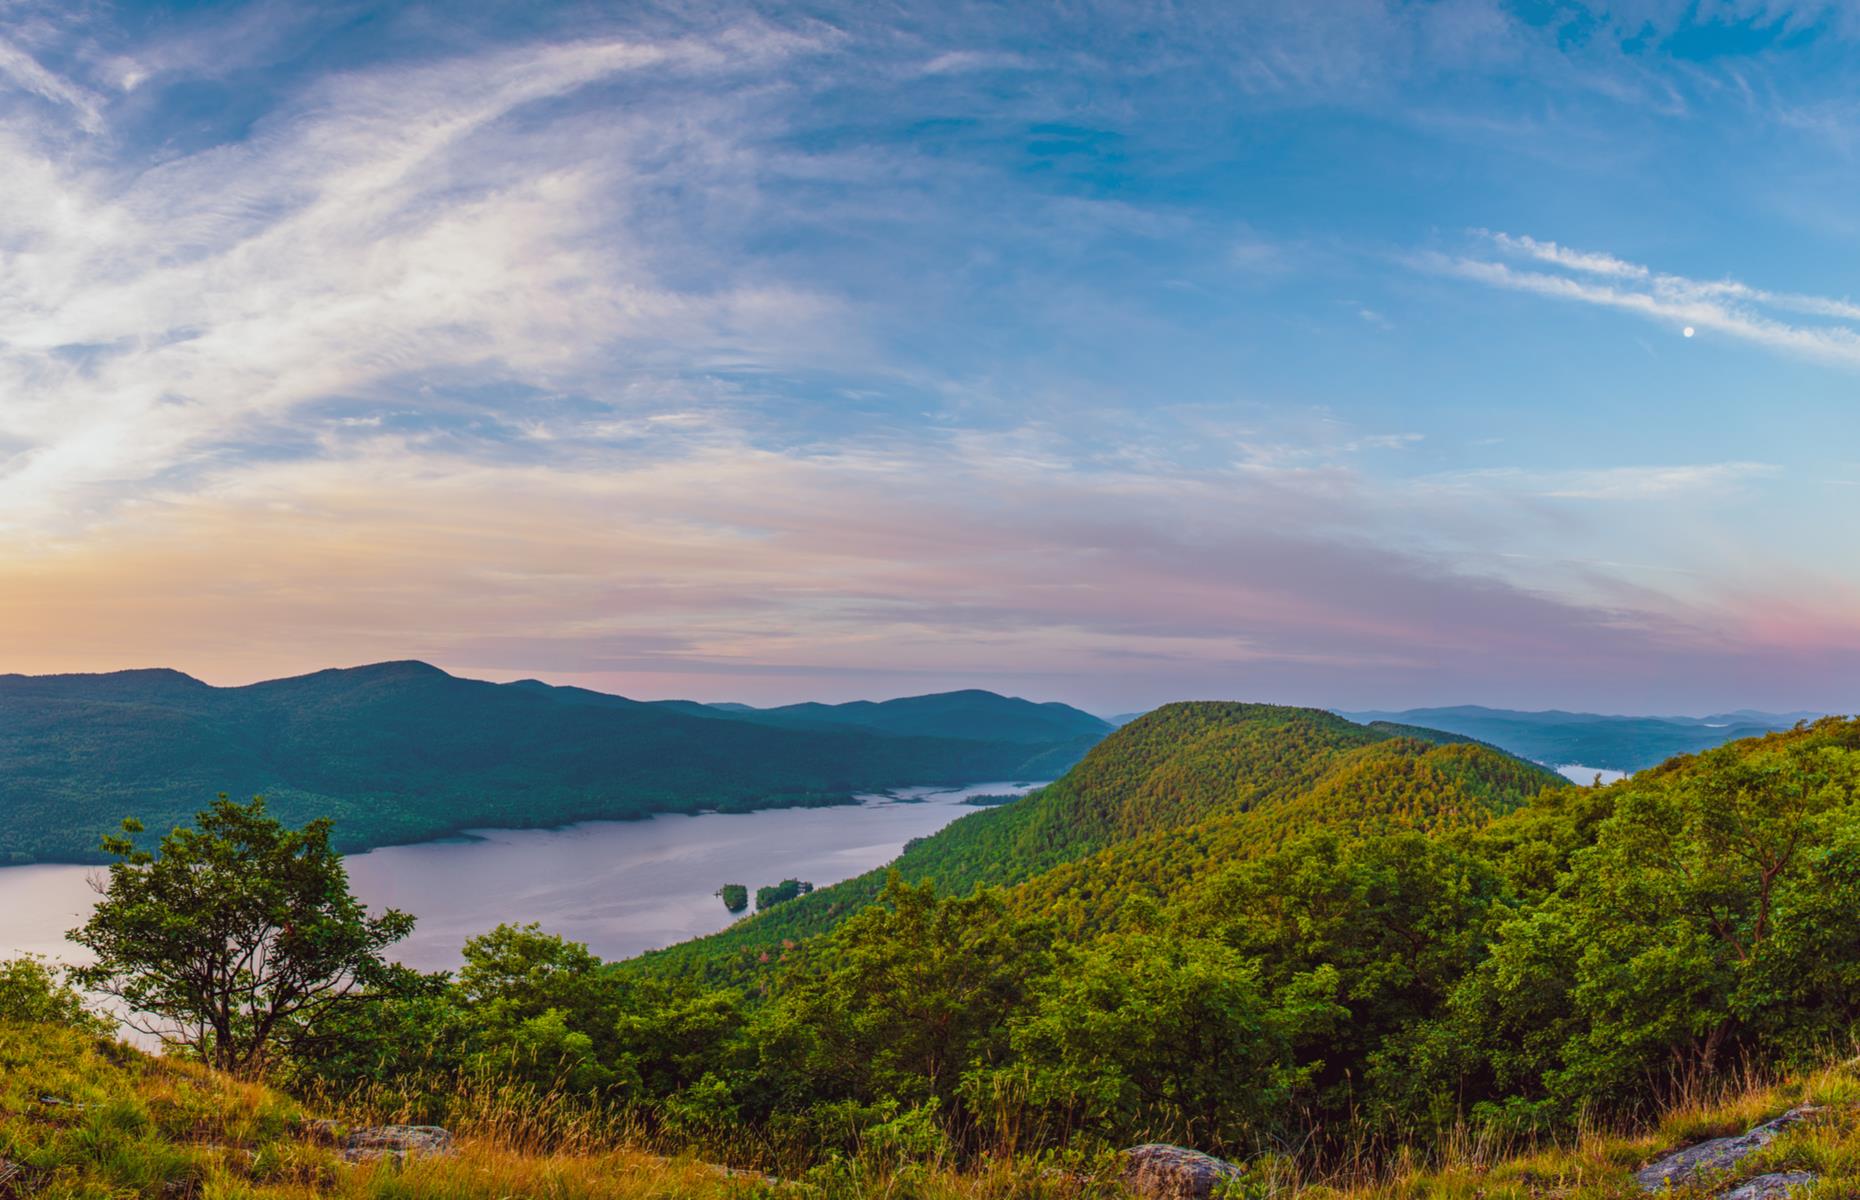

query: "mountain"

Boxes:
[0, 664, 1109, 865]
[1338, 704, 1820, 772]
[660, 689, 1114, 746]
[633, 701, 1566, 983]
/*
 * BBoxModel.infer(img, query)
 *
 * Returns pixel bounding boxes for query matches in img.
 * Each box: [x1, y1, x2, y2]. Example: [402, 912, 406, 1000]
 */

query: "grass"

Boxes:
[0, 1020, 1106, 1200]
[5, 1017, 1859, 1200]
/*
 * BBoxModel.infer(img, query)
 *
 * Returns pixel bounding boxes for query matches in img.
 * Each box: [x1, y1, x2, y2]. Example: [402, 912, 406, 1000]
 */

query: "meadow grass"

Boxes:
[6, 1018, 1860, 1200]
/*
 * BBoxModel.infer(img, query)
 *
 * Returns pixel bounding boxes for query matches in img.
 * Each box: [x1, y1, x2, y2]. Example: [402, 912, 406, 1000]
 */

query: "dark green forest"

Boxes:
[0, 663, 1103, 864]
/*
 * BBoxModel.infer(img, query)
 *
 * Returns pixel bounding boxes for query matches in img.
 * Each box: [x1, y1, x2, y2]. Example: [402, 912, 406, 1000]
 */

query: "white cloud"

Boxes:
[0, 35, 103, 129]
[1428, 235, 1860, 371]
[1424, 462, 1777, 502]
[917, 50, 1030, 75]
[0, 31, 839, 538]
[1484, 232, 1649, 280]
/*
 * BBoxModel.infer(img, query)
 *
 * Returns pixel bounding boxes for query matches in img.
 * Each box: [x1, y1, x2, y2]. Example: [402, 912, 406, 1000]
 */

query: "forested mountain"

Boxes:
[1341, 703, 1818, 771]
[0, 663, 1105, 864]
[632, 702, 1566, 981]
[241, 703, 1860, 1177]
[677, 689, 1114, 746]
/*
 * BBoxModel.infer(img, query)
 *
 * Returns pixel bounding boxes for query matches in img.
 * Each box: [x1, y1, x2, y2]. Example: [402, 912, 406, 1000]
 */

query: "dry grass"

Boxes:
[7, 1018, 1860, 1200]
[0, 1020, 1106, 1200]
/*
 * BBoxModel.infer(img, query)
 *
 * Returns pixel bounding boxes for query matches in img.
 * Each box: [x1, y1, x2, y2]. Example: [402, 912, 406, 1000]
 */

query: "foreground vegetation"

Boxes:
[9, 971, 1860, 1200]
[8, 701, 1860, 1197]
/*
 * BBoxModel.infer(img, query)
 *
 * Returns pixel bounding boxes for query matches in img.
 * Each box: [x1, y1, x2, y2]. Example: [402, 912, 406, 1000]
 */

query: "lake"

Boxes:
[0, 781, 1036, 973]
[1555, 763, 1629, 786]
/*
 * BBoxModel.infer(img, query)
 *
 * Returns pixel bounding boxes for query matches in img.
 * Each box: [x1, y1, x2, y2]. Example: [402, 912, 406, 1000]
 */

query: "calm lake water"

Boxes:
[0, 781, 1036, 973]
[1555, 763, 1629, 786]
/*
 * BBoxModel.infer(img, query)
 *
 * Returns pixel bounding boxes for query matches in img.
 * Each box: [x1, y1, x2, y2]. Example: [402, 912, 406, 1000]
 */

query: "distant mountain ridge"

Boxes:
[685, 689, 1115, 745]
[1339, 704, 1826, 772]
[0, 663, 1110, 865]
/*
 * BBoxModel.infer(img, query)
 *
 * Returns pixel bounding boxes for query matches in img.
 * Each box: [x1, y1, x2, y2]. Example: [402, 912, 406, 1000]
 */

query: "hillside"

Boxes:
[1342, 704, 1816, 772]
[0, 664, 1106, 864]
[632, 702, 1566, 982]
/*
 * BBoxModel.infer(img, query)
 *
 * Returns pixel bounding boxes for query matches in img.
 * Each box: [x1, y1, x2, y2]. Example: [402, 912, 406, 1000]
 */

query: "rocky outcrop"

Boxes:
[338, 1125, 455, 1163]
[1635, 1105, 1821, 1192]
[1119, 1144, 1244, 1200]
[1718, 1172, 1817, 1200]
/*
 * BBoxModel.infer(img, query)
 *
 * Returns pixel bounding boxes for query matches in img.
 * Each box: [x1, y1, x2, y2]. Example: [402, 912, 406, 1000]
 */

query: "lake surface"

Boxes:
[0, 781, 1036, 973]
[1555, 763, 1629, 786]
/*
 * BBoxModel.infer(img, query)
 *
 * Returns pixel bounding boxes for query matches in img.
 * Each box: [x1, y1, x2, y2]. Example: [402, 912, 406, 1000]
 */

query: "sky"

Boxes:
[1, 0, 1858, 716]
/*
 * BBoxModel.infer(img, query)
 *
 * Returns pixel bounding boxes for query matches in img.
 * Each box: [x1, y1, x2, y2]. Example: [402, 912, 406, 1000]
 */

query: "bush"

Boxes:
[0, 956, 110, 1033]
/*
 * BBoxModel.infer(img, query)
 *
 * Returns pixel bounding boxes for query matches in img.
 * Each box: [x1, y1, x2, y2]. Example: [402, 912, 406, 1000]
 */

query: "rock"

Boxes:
[1119, 1144, 1245, 1200]
[299, 1119, 345, 1145]
[340, 1125, 454, 1163]
[1635, 1106, 1823, 1191]
[1718, 1172, 1817, 1200]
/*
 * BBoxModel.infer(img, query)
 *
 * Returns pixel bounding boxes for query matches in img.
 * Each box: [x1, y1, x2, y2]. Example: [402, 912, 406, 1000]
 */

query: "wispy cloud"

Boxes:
[0, 34, 102, 129]
[917, 50, 1030, 76]
[1428, 232, 1860, 369]
[0, 425, 1737, 708]
[0, 29, 839, 537]
[1423, 461, 1777, 502]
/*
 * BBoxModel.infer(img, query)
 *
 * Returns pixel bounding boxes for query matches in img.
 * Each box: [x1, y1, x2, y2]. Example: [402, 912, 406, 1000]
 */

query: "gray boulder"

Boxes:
[1635, 1106, 1821, 1191]
[1718, 1172, 1817, 1200]
[1119, 1144, 1244, 1200]
[340, 1124, 455, 1163]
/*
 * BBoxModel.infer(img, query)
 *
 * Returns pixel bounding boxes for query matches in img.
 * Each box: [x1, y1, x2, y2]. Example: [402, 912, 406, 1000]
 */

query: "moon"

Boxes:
[1683, 326, 1696, 338]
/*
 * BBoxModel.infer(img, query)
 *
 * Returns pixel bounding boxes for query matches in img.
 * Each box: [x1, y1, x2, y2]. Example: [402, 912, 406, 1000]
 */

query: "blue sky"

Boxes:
[1, 0, 1857, 714]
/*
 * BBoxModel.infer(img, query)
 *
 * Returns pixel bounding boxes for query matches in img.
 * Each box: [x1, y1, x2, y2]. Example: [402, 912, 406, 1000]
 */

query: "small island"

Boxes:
[715, 883, 749, 913]
[755, 878, 814, 911]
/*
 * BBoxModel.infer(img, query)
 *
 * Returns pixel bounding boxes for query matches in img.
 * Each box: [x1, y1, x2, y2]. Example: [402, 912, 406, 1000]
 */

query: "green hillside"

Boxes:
[225, 708, 1860, 1175]
[0, 664, 1105, 864]
[630, 702, 1565, 983]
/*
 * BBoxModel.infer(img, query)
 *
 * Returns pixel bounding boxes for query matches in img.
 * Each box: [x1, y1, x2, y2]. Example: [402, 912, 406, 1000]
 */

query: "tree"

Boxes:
[70, 795, 415, 1075]
[1194, 828, 1504, 1123]
[717, 884, 749, 913]
[756, 879, 814, 910]
[0, 956, 110, 1034]
[757, 876, 1050, 1116]
[1004, 932, 1339, 1154]
[1444, 720, 1860, 1122]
